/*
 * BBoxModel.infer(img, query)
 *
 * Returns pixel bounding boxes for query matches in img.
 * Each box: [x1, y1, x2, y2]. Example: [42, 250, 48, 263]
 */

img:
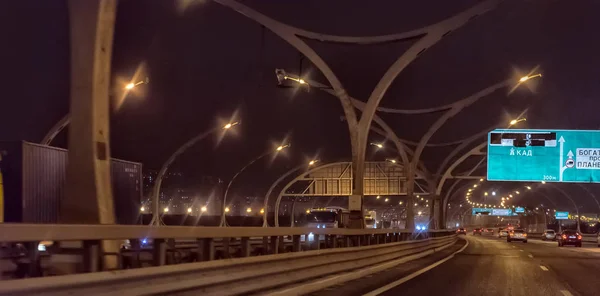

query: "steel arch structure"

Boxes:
[215, 0, 503, 228]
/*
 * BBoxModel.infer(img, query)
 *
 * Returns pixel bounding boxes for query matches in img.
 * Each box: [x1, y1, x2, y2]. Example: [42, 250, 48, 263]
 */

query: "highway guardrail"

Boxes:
[0, 224, 453, 278]
[0, 228, 457, 296]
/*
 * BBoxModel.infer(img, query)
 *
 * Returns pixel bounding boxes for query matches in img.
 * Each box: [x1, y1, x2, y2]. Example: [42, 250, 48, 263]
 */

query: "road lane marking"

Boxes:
[561, 290, 574, 296]
[528, 254, 533, 258]
[520, 250, 524, 252]
[540, 265, 549, 271]
[361, 239, 470, 296]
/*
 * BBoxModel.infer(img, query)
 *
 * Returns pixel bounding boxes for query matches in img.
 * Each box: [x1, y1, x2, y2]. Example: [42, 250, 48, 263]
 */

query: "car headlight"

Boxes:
[37, 244, 46, 252]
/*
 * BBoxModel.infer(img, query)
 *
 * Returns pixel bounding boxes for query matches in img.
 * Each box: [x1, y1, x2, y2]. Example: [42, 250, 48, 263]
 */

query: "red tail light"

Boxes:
[577, 235, 582, 240]
[562, 235, 567, 239]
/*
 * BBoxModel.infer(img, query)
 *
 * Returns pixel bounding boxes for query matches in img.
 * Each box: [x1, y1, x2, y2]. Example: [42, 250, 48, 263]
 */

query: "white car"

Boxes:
[498, 229, 509, 238]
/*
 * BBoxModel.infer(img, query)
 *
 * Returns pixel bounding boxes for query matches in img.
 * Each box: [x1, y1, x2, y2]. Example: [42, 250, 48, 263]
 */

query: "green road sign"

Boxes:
[488, 129, 600, 183]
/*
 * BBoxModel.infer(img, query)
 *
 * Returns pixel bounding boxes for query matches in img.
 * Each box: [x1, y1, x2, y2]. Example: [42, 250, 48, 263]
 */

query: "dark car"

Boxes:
[558, 230, 582, 247]
[507, 229, 527, 243]
[456, 228, 467, 235]
[473, 228, 482, 235]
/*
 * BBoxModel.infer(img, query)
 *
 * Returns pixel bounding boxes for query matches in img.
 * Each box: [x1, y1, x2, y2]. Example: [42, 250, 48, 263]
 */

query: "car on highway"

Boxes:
[541, 229, 557, 241]
[456, 228, 467, 235]
[473, 228, 482, 235]
[483, 228, 495, 235]
[498, 229, 509, 238]
[507, 229, 527, 243]
[558, 230, 582, 247]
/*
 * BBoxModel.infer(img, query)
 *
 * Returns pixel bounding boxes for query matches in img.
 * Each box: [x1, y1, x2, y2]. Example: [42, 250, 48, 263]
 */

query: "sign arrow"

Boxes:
[559, 136, 565, 181]
[567, 150, 574, 158]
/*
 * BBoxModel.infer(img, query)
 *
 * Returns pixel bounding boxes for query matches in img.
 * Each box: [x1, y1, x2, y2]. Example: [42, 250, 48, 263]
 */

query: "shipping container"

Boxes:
[0, 141, 142, 224]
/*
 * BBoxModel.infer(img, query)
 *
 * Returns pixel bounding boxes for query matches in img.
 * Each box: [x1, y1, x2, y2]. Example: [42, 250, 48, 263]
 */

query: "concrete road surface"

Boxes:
[310, 234, 600, 296]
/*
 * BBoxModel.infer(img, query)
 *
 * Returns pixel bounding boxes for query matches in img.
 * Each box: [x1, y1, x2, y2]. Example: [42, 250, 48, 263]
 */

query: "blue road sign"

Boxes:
[555, 211, 569, 219]
[515, 207, 525, 213]
[492, 209, 512, 216]
[472, 208, 492, 215]
[488, 129, 600, 183]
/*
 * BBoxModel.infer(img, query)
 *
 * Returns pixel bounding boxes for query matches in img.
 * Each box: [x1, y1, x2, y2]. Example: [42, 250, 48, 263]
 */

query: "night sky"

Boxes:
[3, 0, 600, 211]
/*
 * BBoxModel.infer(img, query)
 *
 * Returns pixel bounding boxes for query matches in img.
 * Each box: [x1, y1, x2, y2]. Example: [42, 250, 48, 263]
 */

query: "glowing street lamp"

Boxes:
[370, 142, 384, 149]
[306, 209, 310, 214]
[201, 206, 207, 212]
[223, 121, 240, 130]
[309, 159, 319, 166]
[246, 207, 252, 213]
[224, 207, 230, 213]
[276, 144, 290, 151]
[376, 195, 381, 199]
[387, 159, 397, 164]
[260, 208, 265, 214]
[385, 198, 389, 202]
[541, 181, 546, 184]
[519, 74, 542, 82]
[124, 79, 146, 90]
[140, 206, 145, 212]
[526, 186, 532, 190]
[163, 207, 169, 213]
[187, 207, 192, 213]
[509, 118, 526, 125]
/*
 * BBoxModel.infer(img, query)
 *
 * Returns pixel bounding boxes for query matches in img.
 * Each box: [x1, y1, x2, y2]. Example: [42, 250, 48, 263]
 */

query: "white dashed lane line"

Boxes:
[539, 265, 549, 271]
[560, 290, 574, 296]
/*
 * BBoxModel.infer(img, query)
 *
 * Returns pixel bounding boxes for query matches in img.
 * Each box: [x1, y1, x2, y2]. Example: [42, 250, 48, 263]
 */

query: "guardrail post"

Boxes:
[83, 240, 100, 272]
[241, 237, 250, 257]
[332, 235, 338, 248]
[375, 235, 380, 245]
[313, 234, 320, 250]
[153, 239, 167, 266]
[292, 235, 301, 252]
[222, 238, 230, 259]
[27, 242, 41, 277]
[262, 236, 269, 254]
[345, 236, 351, 247]
[269, 236, 279, 254]
[201, 238, 215, 261]
[278, 236, 285, 253]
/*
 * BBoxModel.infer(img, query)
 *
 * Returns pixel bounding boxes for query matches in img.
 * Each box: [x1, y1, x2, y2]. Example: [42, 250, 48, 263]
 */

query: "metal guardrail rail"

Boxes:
[0, 224, 454, 279]
[0, 228, 457, 296]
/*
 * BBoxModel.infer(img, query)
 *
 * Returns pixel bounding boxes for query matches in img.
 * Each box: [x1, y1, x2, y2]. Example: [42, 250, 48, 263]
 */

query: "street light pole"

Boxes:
[150, 122, 239, 226]
[261, 159, 318, 227]
[220, 144, 290, 227]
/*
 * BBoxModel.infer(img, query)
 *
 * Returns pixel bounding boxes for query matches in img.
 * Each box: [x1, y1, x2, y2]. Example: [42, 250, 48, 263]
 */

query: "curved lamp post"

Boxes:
[220, 143, 290, 227]
[150, 121, 239, 226]
[41, 80, 148, 146]
[261, 159, 319, 227]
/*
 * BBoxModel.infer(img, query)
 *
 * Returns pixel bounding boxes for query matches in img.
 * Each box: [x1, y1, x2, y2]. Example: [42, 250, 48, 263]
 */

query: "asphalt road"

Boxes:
[312, 234, 600, 296]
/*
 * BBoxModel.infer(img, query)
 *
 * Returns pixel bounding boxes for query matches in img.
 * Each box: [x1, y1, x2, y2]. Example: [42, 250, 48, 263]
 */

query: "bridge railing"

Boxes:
[0, 223, 454, 279]
[0, 224, 457, 295]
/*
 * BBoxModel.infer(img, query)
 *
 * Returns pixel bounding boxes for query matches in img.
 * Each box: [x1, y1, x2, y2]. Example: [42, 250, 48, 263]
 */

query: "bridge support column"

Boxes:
[63, 0, 119, 270]
[430, 195, 443, 229]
